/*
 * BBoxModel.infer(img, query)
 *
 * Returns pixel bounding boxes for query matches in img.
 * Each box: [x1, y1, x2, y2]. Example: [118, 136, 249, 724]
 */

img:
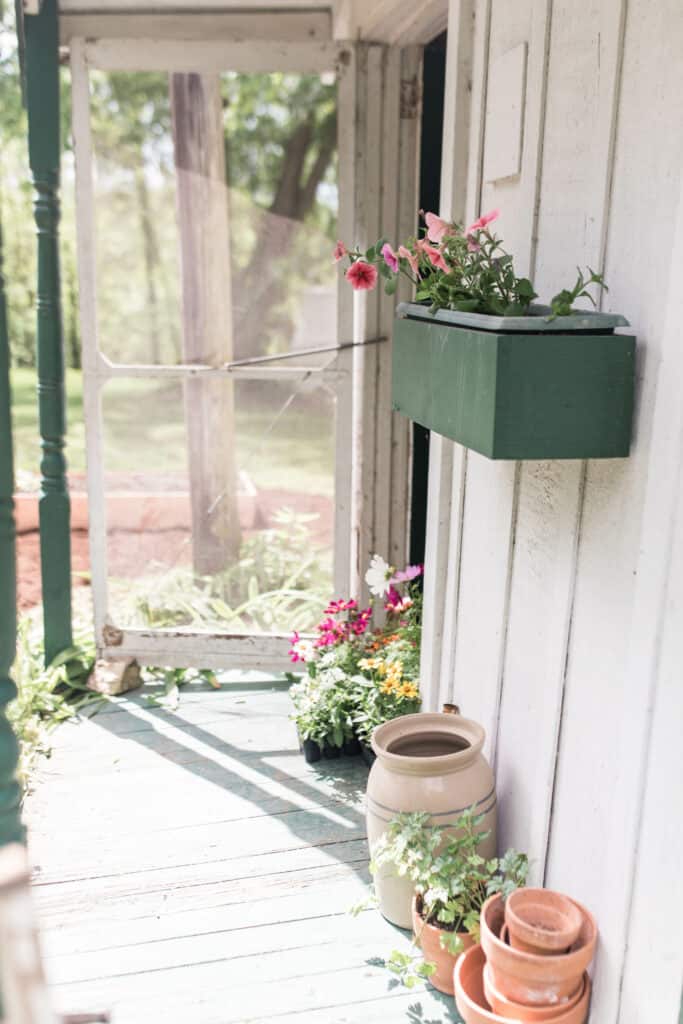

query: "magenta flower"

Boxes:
[425, 212, 452, 243]
[381, 242, 399, 273]
[399, 245, 419, 274]
[466, 208, 500, 236]
[346, 260, 379, 291]
[333, 240, 348, 262]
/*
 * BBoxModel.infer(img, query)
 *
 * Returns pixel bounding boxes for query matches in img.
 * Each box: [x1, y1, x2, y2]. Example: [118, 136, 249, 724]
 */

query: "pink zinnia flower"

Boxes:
[381, 242, 399, 273]
[466, 208, 500, 236]
[333, 240, 347, 262]
[399, 245, 419, 274]
[345, 260, 378, 291]
[424, 212, 452, 244]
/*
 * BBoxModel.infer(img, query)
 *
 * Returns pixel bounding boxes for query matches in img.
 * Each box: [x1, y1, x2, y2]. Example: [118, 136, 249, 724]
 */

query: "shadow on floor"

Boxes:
[88, 680, 371, 884]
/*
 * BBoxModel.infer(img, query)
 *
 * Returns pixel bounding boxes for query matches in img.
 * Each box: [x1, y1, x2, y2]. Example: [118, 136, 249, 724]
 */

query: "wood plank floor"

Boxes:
[24, 677, 459, 1023]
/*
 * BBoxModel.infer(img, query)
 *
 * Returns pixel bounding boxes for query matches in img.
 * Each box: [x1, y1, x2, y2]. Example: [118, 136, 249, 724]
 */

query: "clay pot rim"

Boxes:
[505, 888, 583, 952]
[455, 945, 592, 1024]
[483, 963, 587, 1020]
[481, 894, 597, 981]
[372, 713, 485, 773]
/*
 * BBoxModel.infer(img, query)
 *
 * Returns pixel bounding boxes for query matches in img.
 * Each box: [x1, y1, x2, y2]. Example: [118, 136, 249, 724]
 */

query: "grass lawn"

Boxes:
[10, 367, 335, 496]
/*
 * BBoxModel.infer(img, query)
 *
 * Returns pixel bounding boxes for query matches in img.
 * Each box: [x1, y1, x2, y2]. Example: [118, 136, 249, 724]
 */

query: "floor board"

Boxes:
[25, 680, 461, 1023]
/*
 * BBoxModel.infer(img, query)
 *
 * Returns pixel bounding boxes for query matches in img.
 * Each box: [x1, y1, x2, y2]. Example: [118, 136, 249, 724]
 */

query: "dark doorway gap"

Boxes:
[409, 30, 447, 567]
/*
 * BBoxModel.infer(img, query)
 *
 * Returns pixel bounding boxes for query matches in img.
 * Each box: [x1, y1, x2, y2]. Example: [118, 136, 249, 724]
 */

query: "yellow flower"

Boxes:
[400, 682, 419, 700]
[381, 680, 397, 695]
[376, 661, 387, 677]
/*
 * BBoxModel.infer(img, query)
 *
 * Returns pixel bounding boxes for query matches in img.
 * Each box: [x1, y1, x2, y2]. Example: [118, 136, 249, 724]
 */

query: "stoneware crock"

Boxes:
[366, 712, 497, 928]
[411, 895, 474, 995]
[455, 944, 592, 1024]
[505, 888, 583, 955]
[481, 893, 597, 1007]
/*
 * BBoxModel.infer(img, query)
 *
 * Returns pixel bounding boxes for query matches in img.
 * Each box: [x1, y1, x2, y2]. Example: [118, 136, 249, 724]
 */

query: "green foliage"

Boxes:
[342, 213, 607, 320]
[9, 617, 103, 786]
[129, 508, 330, 635]
[143, 665, 218, 710]
[289, 661, 358, 748]
[370, 807, 528, 987]
[413, 232, 538, 316]
[549, 266, 606, 318]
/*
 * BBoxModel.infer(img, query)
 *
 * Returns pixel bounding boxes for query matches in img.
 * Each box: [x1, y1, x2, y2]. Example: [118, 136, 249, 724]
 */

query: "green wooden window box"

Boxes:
[392, 303, 636, 460]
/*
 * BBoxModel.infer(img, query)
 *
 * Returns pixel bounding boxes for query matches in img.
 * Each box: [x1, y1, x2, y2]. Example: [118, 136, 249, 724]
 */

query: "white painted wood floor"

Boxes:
[24, 677, 459, 1023]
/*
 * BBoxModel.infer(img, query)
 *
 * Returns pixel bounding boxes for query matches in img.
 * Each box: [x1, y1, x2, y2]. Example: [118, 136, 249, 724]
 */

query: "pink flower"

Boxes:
[381, 242, 399, 273]
[398, 245, 419, 274]
[425, 212, 452, 244]
[466, 208, 500, 236]
[333, 240, 347, 262]
[421, 242, 450, 273]
[467, 238, 481, 253]
[391, 564, 423, 584]
[345, 260, 378, 291]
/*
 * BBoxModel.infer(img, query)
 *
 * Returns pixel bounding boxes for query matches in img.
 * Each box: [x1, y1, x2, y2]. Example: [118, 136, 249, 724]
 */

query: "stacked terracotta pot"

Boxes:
[454, 889, 597, 1024]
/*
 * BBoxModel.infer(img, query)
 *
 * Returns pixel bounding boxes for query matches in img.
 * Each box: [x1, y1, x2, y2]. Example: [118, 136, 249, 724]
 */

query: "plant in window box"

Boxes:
[335, 211, 635, 460]
[368, 807, 528, 995]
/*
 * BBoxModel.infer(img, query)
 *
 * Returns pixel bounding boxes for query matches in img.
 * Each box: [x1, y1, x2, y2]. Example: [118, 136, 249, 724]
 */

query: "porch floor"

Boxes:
[24, 677, 455, 1023]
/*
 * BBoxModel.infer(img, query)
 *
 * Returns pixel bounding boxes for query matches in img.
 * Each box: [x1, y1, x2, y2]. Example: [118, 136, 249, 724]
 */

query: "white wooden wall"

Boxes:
[421, 2, 683, 1022]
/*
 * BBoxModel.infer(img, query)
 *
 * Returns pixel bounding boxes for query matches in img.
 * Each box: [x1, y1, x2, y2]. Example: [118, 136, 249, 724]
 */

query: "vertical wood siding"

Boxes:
[421, 1, 683, 1020]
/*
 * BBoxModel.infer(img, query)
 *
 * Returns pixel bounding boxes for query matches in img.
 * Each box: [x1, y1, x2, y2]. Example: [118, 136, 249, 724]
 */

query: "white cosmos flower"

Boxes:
[365, 553, 393, 597]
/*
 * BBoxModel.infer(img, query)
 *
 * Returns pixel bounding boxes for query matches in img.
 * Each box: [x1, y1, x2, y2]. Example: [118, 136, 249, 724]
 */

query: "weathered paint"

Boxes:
[0, 196, 24, 848]
[25, 0, 72, 665]
[422, 1, 683, 1021]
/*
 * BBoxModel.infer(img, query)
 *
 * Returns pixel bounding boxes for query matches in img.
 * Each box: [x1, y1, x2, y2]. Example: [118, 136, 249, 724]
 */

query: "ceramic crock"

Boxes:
[366, 712, 497, 928]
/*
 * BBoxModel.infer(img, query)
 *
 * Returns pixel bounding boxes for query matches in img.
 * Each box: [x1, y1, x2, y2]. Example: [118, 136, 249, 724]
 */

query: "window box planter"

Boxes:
[392, 303, 635, 460]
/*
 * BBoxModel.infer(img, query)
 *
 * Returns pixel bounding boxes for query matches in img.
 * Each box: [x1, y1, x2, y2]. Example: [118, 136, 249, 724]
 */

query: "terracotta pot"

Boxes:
[411, 896, 474, 995]
[454, 944, 592, 1024]
[483, 964, 587, 1021]
[366, 712, 496, 928]
[480, 894, 597, 1007]
[505, 888, 583, 956]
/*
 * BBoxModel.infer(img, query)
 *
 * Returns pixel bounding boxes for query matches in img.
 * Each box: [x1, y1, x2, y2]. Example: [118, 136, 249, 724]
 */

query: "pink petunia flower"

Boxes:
[381, 242, 399, 273]
[346, 260, 378, 291]
[466, 208, 500, 236]
[425, 212, 452, 244]
[398, 245, 419, 274]
[421, 242, 450, 273]
[333, 240, 348, 262]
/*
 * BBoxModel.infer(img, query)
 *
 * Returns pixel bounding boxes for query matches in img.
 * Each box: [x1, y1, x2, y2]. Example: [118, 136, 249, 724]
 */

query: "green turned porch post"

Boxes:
[24, 0, 72, 664]
[0, 202, 24, 847]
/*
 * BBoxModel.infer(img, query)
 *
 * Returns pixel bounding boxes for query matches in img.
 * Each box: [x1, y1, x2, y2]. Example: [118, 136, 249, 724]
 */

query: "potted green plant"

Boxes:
[288, 555, 423, 764]
[369, 807, 528, 995]
[336, 211, 635, 460]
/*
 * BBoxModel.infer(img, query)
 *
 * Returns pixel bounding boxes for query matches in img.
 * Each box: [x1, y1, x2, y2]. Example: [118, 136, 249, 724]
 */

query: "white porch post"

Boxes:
[336, 41, 422, 600]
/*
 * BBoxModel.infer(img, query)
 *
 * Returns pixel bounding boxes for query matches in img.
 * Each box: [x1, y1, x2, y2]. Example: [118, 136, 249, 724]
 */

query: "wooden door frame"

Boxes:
[70, 33, 421, 669]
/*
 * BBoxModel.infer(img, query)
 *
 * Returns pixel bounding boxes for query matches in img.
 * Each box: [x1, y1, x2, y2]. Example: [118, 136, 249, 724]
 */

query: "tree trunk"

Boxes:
[170, 72, 241, 574]
[135, 167, 161, 364]
[232, 109, 337, 360]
